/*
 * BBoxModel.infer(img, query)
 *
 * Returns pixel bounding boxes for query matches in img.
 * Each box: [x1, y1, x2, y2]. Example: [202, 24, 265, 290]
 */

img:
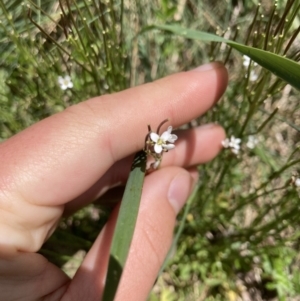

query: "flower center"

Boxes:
[157, 138, 164, 145]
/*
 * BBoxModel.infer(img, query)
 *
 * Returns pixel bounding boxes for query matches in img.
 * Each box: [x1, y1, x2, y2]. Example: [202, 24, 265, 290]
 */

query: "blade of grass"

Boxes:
[102, 150, 147, 301]
[154, 24, 300, 91]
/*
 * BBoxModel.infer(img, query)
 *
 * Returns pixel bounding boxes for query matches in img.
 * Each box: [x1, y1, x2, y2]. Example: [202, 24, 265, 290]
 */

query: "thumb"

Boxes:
[116, 167, 197, 301]
[63, 166, 196, 301]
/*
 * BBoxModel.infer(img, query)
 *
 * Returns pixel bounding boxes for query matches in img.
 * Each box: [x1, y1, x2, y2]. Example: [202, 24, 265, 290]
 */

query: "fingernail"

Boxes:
[189, 61, 223, 72]
[168, 172, 193, 214]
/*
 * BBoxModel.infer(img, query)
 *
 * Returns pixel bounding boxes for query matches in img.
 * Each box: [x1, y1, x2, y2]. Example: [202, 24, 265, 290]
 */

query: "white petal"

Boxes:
[295, 178, 300, 187]
[168, 134, 178, 143]
[233, 137, 241, 144]
[250, 70, 258, 81]
[167, 126, 173, 133]
[222, 139, 229, 148]
[243, 55, 250, 67]
[232, 148, 239, 154]
[163, 143, 175, 150]
[154, 144, 163, 154]
[68, 81, 74, 88]
[161, 130, 171, 142]
[150, 132, 159, 142]
[152, 160, 160, 169]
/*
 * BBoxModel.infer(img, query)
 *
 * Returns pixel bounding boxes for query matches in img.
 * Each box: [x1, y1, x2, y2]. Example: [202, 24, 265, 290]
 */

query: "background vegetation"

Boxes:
[1, 0, 300, 300]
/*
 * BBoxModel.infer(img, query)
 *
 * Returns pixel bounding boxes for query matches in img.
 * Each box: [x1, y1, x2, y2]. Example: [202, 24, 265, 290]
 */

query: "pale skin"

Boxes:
[0, 62, 228, 301]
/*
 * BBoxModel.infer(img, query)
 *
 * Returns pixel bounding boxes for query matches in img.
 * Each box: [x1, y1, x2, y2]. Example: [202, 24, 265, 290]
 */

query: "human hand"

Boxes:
[0, 62, 228, 301]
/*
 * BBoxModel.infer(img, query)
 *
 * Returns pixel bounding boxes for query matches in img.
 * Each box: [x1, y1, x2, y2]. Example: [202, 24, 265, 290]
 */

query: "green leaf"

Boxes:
[155, 24, 300, 91]
[102, 151, 147, 301]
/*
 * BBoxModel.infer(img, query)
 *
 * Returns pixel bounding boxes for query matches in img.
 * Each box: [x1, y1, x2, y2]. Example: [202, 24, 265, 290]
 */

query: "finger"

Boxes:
[62, 166, 196, 301]
[155, 123, 225, 167]
[0, 62, 228, 208]
[64, 123, 224, 213]
[0, 252, 69, 301]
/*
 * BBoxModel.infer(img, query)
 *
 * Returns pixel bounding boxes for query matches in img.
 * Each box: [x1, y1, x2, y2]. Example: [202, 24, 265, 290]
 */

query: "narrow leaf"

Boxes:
[155, 24, 300, 91]
[102, 150, 147, 301]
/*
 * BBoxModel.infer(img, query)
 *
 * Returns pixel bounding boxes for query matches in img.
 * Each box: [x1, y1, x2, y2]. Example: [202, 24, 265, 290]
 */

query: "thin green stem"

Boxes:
[274, 0, 295, 37]
[252, 107, 279, 135]
[215, 162, 230, 192]
[65, 0, 87, 53]
[239, 75, 268, 136]
[284, 25, 300, 55]
[224, 27, 239, 65]
[264, 5, 276, 50]
[245, 3, 260, 46]
[27, 10, 91, 74]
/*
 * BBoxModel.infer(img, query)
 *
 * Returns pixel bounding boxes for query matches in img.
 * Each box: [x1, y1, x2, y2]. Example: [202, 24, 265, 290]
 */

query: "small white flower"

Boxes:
[295, 178, 300, 187]
[58, 75, 73, 90]
[246, 135, 259, 149]
[243, 55, 257, 68]
[249, 70, 258, 81]
[150, 126, 178, 154]
[243, 55, 251, 68]
[291, 176, 300, 187]
[222, 135, 241, 154]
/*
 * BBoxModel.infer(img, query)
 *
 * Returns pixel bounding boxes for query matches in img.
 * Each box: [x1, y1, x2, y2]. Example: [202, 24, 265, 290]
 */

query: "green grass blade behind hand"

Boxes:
[102, 150, 147, 301]
[155, 24, 300, 91]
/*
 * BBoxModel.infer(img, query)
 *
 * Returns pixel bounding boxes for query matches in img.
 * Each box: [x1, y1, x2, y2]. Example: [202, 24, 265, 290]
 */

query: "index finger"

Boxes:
[0, 63, 228, 207]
